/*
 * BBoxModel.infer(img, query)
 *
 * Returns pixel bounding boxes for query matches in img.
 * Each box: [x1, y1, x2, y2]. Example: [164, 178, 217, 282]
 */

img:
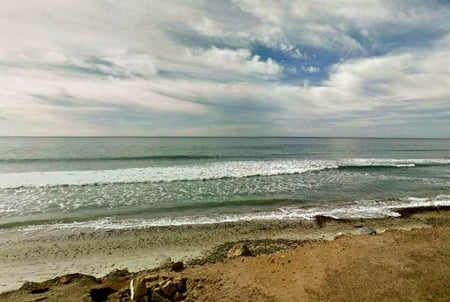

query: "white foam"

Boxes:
[3, 195, 449, 233]
[0, 159, 333, 188]
[0, 158, 448, 189]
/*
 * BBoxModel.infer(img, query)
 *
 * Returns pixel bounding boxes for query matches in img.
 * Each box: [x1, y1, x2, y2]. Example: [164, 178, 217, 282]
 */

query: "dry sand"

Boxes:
[0, 208, 449, 301]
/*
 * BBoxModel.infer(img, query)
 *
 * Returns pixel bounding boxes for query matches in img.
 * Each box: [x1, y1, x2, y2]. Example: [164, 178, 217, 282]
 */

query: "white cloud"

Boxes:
[183, 47, 282, 78]
[191, 17, 224, 36]
[304, 66, 320, 73]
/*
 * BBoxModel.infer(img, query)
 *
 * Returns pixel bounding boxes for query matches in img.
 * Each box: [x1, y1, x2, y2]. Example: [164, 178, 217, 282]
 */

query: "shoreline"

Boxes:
[1, 207, 449, 297]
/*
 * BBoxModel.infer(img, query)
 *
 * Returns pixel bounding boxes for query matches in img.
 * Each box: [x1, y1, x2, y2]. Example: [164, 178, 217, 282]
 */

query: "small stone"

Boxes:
[171, 261, 184, 272]
[227, 243, 253, 259]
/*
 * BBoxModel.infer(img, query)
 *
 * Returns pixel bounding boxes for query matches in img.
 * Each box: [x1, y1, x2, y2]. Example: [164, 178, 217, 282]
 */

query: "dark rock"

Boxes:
[90, 287, 114, 302]
[227, 243, 253, 258]
[150, 291, 170, 302]
[30, 287, 49, 294]
[171, 261, 184, 272]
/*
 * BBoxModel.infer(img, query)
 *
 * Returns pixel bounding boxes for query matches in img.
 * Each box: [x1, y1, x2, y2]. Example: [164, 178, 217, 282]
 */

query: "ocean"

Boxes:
[0, 137, 449, 232]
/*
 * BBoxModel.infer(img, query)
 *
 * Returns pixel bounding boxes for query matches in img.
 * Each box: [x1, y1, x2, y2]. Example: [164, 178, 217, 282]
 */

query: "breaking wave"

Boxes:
[0, 158, 449, 189]
[2, 195, 449, 231]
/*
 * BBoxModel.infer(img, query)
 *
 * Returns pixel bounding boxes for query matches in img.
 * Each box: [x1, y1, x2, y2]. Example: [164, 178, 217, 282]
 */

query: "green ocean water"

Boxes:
[0, 137, 449, 231]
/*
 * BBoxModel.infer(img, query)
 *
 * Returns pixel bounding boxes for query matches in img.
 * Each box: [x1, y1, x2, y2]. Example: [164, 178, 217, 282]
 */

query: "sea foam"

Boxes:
[0, 158, 449, 189]
[2, 195, 449, 232]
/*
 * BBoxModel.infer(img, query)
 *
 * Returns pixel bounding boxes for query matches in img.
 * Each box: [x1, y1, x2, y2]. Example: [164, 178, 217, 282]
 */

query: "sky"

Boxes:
[0, 0, 449, 137]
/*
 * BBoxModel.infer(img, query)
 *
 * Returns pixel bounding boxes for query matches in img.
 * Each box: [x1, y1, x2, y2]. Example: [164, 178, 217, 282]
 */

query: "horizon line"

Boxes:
[0, 135, 449, 140]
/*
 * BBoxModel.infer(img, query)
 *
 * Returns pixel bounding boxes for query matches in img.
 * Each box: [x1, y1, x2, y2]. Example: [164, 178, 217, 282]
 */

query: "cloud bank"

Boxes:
[0, 0, 449, 137]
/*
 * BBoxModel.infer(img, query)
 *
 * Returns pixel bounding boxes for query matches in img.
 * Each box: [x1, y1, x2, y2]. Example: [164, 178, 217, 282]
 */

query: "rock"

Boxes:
[130, 276, 148, 302]
[89, 287, 114, 302]
[227, 243, 253, 258]
[171, 261, 184, 272]
[160, 280, 177, 298]
[150, 291, 170, 302]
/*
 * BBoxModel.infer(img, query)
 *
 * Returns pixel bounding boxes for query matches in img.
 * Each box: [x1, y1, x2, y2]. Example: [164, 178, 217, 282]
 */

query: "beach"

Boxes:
[1, 207, 449, 301]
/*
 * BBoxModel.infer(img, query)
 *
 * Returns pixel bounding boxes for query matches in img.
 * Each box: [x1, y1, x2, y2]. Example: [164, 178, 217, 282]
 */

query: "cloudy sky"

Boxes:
[1, 0, 449, 137]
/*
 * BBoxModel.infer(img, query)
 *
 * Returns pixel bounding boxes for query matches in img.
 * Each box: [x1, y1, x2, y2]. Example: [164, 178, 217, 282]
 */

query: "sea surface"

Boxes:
[0, 137, 449, 232]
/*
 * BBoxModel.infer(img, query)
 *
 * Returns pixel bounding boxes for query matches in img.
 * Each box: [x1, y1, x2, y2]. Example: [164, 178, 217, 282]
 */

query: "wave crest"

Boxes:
[0, 158, 449, 189]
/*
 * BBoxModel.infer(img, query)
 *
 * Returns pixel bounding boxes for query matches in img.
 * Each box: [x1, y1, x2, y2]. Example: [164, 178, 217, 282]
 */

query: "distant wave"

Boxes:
[337, 163, 418, 171]
[0, 158, 449, 189]
[336, 160, 450, 171]
[0, 154, 226, 163]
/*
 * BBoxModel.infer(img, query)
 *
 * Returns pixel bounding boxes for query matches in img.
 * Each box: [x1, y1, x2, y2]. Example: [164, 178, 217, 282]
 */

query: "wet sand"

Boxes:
[1, 208, 450, 301]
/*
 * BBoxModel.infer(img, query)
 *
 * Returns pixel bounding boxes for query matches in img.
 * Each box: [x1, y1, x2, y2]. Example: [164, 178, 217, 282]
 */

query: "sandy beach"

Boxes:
[1, 207, 449, 301]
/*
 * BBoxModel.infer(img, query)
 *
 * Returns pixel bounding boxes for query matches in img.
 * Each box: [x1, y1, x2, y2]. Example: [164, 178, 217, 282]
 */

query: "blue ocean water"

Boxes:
[0, 137, 449, 231]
